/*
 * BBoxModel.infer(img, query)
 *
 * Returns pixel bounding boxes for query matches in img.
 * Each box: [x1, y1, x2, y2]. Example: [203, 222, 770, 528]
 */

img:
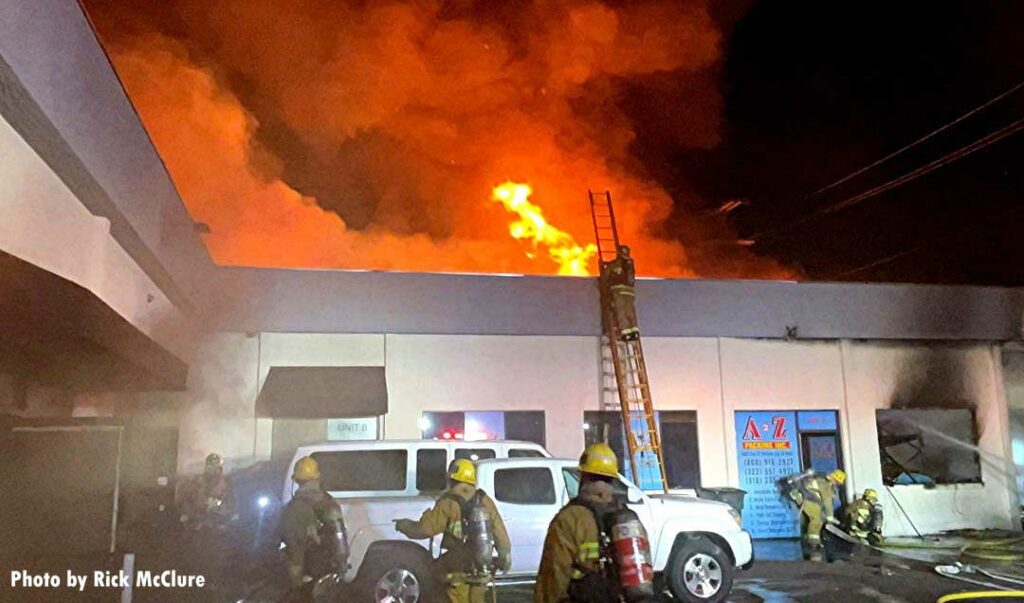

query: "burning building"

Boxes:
[2, 1, 1024, 572]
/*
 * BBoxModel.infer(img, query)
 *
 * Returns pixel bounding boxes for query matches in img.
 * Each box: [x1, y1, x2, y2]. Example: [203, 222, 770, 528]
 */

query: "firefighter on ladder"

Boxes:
[535, 443, 655, 603]
[396, 459, 511, 603]
[602, 246, 639, 342]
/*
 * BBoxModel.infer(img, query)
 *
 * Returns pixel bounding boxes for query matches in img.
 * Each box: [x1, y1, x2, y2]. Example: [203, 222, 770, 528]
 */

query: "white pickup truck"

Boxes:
[283, 440, 752, 602]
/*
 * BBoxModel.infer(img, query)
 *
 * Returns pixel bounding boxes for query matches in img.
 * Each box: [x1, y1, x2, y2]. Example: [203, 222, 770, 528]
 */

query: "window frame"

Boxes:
[312, 448, 410, 495]
[876, 408, 983, 486]
[415, 448, 449, 494]
[493, 466, 558, 506]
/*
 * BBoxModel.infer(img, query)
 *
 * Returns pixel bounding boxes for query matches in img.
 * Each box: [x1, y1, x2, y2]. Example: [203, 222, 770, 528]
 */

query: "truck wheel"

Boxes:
[355, 548, 437, 603]
[666, 537, 734, 603]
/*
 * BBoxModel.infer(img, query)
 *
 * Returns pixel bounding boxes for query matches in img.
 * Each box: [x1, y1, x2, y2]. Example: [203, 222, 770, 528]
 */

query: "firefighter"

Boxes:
[279, 456, 348, 598]
[395, 459, 511, 603]
[845, 488, 884, 545]
[179, 452, 236, 530]
[535, 443, 622, 603]
[603, 246, 639, 342]
[787, 469, 846, 561]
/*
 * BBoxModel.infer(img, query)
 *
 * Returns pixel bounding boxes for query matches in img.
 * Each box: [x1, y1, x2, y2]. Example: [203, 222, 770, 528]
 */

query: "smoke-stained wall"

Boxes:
[174, 331, 1017, 535]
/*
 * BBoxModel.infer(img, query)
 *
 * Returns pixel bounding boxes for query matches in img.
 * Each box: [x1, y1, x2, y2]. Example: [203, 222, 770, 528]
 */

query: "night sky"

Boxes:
[655, 1, 1024, 285]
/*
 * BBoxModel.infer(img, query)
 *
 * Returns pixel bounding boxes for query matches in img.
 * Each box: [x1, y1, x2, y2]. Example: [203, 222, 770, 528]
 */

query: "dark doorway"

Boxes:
[660, 411, 701, 489]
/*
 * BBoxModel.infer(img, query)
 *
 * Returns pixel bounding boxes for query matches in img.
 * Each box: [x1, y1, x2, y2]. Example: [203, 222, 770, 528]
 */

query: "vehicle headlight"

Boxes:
[727, 508, 742, 527]
[257, 495, 271, 509]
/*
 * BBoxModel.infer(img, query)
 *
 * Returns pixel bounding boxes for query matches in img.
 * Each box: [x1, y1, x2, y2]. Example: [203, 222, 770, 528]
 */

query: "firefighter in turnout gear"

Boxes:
[279, 456, 349, 598]
[786, 469, 846, 561]
[179, 452, 236, 530]
[845, 488, 884, 545]
[535, 443, 624, 603]
[395, 458, 511, 603]
[602, 246, 639, 342]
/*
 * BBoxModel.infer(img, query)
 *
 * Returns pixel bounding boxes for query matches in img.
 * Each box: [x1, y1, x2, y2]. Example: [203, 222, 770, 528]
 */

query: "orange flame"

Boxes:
[491, 182, 597, 276]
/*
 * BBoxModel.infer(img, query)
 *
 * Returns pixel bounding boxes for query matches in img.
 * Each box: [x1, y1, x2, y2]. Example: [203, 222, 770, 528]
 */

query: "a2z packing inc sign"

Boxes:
[741, 415, 792, 450]
[735, 411, 801, 538]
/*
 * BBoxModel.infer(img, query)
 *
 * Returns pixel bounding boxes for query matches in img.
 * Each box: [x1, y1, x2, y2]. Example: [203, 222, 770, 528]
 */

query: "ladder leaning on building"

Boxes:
[588, 190, 669, 492]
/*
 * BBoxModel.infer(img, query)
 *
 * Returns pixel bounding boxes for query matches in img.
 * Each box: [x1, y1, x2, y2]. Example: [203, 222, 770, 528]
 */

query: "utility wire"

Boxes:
[805, 80, 1024, 199]
[820, 117, 1024, 215]
[838, 203, 1024, 278]
[755, 116, 1024, 242]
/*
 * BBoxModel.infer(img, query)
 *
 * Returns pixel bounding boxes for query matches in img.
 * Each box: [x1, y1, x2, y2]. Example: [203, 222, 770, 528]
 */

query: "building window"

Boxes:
[494, 468, 556, 505]
[416, 449, 448, 493]
[876, 409, 982, 485]
[312, 450, 407, 492]
[583, 410, 701, 489]
[420, 411, 545, 446]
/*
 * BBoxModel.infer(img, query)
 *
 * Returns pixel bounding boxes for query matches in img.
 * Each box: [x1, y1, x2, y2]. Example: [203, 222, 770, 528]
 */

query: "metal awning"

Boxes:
[0, 251, 187, 392]
[256, 366, 388, 418]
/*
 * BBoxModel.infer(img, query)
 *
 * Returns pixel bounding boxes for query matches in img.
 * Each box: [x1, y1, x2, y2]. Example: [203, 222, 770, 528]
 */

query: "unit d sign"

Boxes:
[326, 417, 378, 441]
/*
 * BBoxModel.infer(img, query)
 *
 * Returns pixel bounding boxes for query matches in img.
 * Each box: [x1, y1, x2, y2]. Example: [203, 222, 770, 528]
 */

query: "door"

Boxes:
[491, 465, 561, 575]
[801, 432, 844, 510]
[659, 411, 701, 490]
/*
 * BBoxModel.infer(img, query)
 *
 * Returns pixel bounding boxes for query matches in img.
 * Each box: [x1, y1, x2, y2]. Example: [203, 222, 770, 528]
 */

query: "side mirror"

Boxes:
[627, 487, 644, 504]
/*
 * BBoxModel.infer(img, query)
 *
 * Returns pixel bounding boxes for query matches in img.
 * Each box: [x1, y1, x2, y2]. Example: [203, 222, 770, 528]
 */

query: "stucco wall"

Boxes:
[0, 114, 194, 360]
[176, 331, 1017, 534]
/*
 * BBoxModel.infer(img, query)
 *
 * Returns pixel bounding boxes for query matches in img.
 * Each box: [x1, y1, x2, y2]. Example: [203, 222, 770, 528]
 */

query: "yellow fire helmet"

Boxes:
[828, 469, 847, 484]
[863, 488, 879, 502]
[293, 456, 320, 483]
[448, 459, 477, 485]
[579, 443, 619, 478]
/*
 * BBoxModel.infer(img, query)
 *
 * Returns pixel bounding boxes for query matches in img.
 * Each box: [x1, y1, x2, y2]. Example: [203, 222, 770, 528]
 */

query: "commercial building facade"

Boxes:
[2, 0, 1023, 549]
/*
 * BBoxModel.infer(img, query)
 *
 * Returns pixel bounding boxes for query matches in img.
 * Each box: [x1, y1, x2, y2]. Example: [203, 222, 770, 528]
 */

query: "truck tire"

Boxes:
[665, 537, 734, 603]
[354, 546, 438, 603]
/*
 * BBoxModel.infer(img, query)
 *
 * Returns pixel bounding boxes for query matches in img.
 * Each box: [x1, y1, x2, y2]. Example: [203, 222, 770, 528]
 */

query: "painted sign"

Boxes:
[326, 417, 378, 441]
[735, 411, 801, 538]
[798, 410, 838, 432]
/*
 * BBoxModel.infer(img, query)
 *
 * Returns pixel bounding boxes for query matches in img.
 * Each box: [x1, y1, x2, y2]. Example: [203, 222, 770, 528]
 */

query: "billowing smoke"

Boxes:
[85, 0, 787, 277]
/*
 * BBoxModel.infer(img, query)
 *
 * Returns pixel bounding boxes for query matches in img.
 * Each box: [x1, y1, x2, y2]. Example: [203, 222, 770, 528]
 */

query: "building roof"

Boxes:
[0, 0, 217, 314]
[218, 268, 1023, 341]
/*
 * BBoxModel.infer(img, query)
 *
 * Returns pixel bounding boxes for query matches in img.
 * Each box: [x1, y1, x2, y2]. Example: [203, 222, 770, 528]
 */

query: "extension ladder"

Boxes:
[588, 190, 668, 492]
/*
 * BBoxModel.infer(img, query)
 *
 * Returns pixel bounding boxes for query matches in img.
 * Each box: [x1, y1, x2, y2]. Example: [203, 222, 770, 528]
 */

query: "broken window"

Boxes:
[876, 408, 982, 485]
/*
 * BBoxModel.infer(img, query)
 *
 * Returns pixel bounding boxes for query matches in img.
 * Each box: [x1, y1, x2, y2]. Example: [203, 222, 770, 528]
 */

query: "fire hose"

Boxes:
[937, 593, 1024, 602]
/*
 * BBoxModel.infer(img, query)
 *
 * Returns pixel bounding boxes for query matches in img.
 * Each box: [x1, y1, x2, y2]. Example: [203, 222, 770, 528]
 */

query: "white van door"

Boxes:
[490, 464, 562, 575]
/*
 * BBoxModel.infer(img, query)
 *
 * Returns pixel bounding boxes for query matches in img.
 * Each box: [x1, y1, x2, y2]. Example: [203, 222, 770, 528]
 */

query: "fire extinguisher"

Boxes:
[609, 508, 654, 601]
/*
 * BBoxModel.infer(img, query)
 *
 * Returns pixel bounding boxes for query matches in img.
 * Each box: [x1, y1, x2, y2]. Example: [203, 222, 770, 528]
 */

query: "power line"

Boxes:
[805, 80, 1024, 199]
[838, 203, 1024, 278]
[820, 117, 1024, 215]
[755, 116, 1024, 242]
